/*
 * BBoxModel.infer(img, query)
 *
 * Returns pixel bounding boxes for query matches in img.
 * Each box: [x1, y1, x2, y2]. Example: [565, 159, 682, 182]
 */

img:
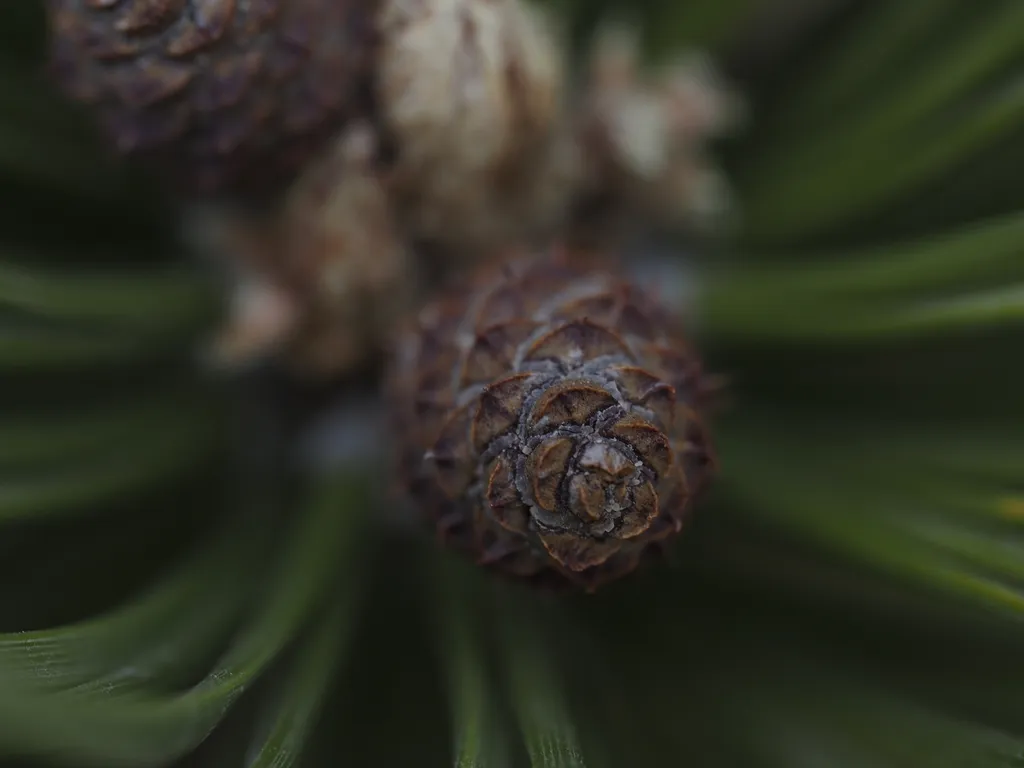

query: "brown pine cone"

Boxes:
[387, 247, 715, 590]
[45, 0, 376, 197]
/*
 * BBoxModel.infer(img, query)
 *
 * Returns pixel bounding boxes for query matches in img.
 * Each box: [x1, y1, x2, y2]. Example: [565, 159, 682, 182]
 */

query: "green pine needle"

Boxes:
[703, 211, 1024, 340]
[0, 395, 207, 468]
[432, 557, 515, 768]
[0, 259, 216, 334]
[740, 1, 1024, 242]
[764, 0, 965, 136]
[496, 593, 589, 768]
[0, 515, 259, 693]
[0, 414, 217, 522]
[0, 473, 368, 766]
[243, 591, 359, 768]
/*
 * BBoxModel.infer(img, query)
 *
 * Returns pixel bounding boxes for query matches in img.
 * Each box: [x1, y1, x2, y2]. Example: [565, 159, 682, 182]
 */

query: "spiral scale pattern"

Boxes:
[390, 249, 714, 589]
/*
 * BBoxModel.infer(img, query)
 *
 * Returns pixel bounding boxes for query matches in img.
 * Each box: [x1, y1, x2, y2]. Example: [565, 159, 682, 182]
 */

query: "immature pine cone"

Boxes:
[203, 122, 415, 379]
[388, 249, 715, 590]
[375, 0, 568, 254]
[46, 0, 375, 196]
[569, 24, 739, 243]
[275, 123, 416, 378]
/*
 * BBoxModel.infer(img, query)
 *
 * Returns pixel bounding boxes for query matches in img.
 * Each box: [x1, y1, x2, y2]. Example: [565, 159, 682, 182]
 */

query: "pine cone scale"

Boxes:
[111, 59, 194, 107]
[116, 0, 187, 35]
[189, 0, 237, 40]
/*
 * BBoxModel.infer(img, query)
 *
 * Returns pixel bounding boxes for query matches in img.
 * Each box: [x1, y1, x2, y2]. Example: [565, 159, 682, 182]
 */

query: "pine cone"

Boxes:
[388, 248, 715, 590]
[45, 0, 376, 197]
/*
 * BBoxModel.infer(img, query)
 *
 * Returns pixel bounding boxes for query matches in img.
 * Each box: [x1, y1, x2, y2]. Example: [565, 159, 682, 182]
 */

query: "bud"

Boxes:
[571, 23, 741, 241]
[206, 123, 416, 379]
[374, 0, 569, 253]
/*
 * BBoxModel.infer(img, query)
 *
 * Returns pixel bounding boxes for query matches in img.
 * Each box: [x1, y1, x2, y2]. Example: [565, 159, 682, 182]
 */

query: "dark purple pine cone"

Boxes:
[45, 0, 376, 197]
[388, 247, 715, 591]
